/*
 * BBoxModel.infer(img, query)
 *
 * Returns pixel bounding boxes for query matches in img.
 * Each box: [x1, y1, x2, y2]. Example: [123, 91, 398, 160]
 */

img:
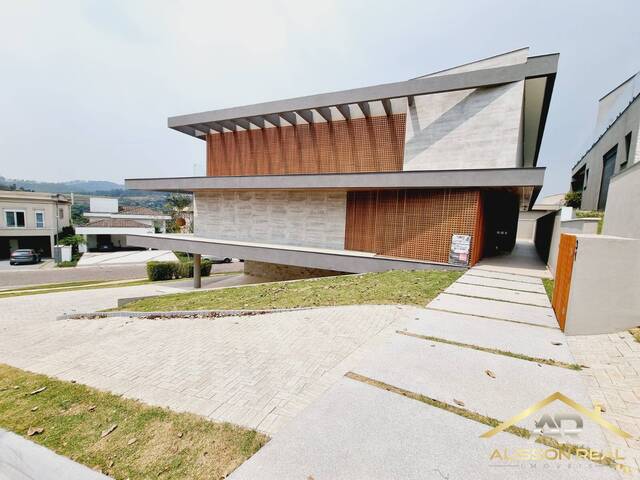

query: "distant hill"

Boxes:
[0, 176, 124, 193]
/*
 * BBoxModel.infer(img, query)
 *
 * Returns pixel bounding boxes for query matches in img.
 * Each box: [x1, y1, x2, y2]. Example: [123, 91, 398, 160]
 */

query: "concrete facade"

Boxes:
[194, 190, 347, 250]
[404, 81, 524, 170]
[603, 160, 640, 238]
[572, 74, 640, 210]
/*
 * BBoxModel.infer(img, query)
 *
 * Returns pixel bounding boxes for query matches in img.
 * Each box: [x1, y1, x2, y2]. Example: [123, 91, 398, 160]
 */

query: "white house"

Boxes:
[75, 197, 170, 252]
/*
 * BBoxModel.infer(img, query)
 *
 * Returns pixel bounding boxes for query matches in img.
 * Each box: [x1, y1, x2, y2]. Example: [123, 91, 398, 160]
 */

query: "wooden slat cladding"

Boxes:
[206, 114, 406, 176]
[345, 189, 483, 265]
[551, 234, 577, 331]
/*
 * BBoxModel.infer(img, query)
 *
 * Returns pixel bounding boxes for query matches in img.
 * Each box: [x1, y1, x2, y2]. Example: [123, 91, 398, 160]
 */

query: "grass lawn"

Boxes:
[0, 364, 267, 479]
[120, 269, 462, 312]
[542, 278, 554, 302]
[0, 273, 237, 300]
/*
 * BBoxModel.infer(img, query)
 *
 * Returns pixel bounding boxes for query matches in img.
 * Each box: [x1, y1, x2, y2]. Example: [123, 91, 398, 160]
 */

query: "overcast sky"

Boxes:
[1, 0, 638, 195]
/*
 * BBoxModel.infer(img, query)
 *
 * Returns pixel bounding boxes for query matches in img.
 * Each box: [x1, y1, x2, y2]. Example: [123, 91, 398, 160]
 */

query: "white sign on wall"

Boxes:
[449, 234, 472, 266]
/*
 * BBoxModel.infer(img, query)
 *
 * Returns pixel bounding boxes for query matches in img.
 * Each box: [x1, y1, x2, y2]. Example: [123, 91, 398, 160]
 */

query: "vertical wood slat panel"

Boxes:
[345, 189, 483, 265]
[551, 234, 577, 331]
[207, 114, 406, 176]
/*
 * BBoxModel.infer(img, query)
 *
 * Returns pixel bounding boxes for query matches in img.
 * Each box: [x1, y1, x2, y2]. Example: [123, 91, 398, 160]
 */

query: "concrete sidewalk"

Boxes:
[0, 429, 109, 480]
[232, 245, 623, 479]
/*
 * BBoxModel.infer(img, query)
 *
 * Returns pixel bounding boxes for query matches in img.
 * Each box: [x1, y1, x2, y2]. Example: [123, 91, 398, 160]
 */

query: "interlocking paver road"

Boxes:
[0, 285, 402, 435]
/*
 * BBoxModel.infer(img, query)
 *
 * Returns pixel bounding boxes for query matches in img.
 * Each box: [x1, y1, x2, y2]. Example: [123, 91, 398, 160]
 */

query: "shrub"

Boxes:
[146, 260, 212, 281]
[564, 191, 582, 208]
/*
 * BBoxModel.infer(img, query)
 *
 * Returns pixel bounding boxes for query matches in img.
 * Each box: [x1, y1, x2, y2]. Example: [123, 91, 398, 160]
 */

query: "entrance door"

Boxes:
[551, 234, 577, 331]
[9, 239, 19, 253]
[598, 146, 617, 211]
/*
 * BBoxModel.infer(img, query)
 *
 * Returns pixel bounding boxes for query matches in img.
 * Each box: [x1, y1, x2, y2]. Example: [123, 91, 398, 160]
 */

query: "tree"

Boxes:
[164, 193, 192, 233]
[564, 191, 582, 208]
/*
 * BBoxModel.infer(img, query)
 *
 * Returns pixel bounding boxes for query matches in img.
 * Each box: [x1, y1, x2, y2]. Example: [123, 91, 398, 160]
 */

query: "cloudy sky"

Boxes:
[1, 0, 638, 195]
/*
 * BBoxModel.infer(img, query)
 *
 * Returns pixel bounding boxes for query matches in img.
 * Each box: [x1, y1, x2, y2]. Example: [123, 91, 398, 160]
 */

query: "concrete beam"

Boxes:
[125, 234, 462, 274]
[357, 102, 371, 118]
[336, 104, 351, 120]
[125, 167, 545, 192]
[316, 107, 332, 122]
[168, 54, 559, 132]
[381, 99, 392, 116]
[296, 109, 314, 124]
[279, 112, 297, 126]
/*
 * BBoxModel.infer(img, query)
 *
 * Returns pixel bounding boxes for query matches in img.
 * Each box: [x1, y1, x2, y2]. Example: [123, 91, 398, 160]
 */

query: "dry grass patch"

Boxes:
[118, 269, 462, 312]
[0, 364, 267, 479]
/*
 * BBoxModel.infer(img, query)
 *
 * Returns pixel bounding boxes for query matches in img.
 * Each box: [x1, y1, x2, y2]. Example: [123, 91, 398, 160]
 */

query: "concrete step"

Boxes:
[352, 334, 610, 452]
[230, 378, 616, 480]
[445, 283, 551, 307]
[407, 309, 575, 364]
[429, 293, 558, 328]
[458, 273, 546, 293]
[464, 269, 542, 284]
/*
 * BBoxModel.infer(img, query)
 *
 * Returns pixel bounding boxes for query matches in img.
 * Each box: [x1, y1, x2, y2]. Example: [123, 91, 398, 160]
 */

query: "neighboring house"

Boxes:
[75, 197, 170, 251]
[571, 72, 640, 211]
[124, 48, 558, 276]
[0, 191, 71, 259]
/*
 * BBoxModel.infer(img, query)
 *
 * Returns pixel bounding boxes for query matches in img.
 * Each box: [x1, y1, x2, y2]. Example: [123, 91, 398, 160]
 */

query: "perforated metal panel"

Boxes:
[345, 189, 484, 265]
[207, 115, 406, 176]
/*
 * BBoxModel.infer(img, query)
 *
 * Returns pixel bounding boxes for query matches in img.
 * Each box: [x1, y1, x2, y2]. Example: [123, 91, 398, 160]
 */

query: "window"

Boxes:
[622, 131, 632, 170]
[5, 210, 26, 228]
[584, 169, 589, 190]
[58, 208, 64, 219]
[35, 211, 45, 229]
[599, 145, 617, 211]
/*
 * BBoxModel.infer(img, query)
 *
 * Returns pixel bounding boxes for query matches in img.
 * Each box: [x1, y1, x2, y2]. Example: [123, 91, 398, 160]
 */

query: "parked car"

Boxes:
[9, 249, 41, 265]
[202, 255, 232, 264]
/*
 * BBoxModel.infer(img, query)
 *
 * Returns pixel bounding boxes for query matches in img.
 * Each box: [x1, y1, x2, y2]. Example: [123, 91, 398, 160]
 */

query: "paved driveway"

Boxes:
[0, 285, 400, 435]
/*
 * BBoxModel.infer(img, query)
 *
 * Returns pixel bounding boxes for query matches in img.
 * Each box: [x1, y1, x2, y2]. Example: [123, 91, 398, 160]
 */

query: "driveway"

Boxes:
[77, 250, 178, 266]
[0, 285, 400, 436]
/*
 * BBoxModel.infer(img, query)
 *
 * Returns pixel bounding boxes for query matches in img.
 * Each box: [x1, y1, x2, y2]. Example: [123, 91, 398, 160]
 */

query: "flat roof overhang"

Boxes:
[126, 167, 545, 192]
[126, 168, 544, 210]
[167, 54, 558, 167]
[126, 234, 463, 274]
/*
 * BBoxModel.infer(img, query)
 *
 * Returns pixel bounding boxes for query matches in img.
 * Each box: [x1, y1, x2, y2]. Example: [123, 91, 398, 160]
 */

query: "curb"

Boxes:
[57, 306, 316, 320]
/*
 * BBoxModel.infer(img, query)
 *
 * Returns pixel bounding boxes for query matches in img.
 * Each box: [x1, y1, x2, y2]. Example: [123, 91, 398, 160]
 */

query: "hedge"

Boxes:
[147, 260, 212, 281]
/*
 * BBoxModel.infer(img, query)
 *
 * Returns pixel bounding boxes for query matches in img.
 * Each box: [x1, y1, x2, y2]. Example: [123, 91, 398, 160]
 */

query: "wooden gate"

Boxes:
[552, 234, 577, 330]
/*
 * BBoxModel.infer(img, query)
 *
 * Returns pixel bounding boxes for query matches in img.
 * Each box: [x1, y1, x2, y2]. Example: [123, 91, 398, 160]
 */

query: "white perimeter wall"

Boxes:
[604, 162, 640, 239]
[194, 191, 347, 250]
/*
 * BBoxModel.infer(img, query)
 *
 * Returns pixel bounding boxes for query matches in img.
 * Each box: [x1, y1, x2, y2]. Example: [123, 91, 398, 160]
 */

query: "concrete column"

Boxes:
[193, 253, 201, 289]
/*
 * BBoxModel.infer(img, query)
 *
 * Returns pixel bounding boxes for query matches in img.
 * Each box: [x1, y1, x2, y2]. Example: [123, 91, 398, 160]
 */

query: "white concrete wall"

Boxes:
[546, 213, 602, 277]
[603, 162, 640, 239]
[402, 81, 524, 171]
[516, 210, 549, 241]
[89, 197, 119, 213]
[194, 191, 347, 250]
[564, 234, 640, 335]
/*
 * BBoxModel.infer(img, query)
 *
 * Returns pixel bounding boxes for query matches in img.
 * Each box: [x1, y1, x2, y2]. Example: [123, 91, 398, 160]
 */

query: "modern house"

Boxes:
[0, 191, 71, 259]
[125, 48, 558, 280]
[571, 72, 640, 211]
[75, 197, 170, 251]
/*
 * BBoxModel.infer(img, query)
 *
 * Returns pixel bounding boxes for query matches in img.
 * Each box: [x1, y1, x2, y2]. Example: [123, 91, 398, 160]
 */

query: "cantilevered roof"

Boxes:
[125, 167, 544, 210]
[168, 51, 558, 168]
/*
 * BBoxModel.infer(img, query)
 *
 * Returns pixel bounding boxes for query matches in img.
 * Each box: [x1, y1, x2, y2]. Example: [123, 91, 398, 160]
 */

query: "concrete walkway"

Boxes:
[0, 429, 109, 479]
[232, 245, 622, 479]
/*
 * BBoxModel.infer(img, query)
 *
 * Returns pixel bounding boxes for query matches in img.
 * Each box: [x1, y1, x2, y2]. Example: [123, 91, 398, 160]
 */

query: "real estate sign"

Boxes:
[449, 234, 471, 266]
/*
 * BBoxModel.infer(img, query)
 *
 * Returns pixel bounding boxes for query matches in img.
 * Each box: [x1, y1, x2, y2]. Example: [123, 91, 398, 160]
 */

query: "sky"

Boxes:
[0, 0, 639, 196]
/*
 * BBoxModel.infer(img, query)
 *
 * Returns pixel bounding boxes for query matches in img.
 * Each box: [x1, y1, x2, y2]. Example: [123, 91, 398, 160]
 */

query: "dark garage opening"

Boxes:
[0, 236, 52, 260]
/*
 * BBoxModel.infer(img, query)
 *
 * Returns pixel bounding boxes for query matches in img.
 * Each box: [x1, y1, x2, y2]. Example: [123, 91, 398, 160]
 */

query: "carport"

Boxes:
[0, 235, 53, 259]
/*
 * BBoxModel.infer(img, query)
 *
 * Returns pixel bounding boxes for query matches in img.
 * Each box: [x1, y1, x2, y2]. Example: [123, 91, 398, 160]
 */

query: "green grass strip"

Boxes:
[396, 330, 583, 370]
